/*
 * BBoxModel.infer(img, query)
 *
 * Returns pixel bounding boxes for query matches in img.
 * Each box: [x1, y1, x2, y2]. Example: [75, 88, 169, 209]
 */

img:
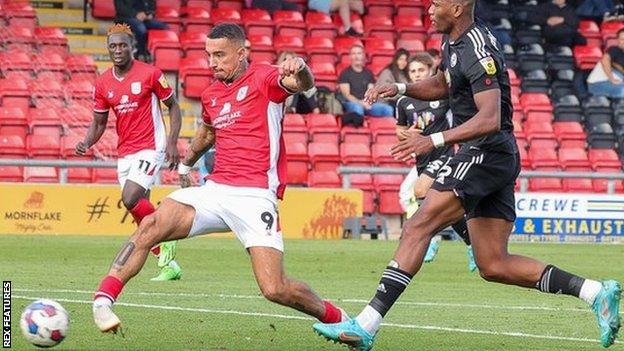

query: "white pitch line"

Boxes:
[13, 288, 595, 314]
[13, 295, 604, 345]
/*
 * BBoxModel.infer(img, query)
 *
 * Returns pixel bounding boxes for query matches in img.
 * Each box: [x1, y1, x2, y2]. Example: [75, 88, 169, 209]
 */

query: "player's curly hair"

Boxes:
[107, 23, 134, 39]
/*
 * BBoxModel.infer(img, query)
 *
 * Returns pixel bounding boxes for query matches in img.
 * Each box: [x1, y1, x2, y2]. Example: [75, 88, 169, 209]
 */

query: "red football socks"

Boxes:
[129, 198, 155, 225]
[94, 275, 124, 303]
[321, 300, 343, 323]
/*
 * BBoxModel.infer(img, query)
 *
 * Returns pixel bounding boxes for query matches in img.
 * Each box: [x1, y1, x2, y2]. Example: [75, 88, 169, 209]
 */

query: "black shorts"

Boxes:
[430, 146, 521, 222]
[417, 154, 451, 178]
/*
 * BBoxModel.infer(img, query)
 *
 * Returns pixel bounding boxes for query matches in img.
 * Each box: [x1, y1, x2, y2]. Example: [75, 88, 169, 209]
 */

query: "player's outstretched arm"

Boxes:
[163, 95, 182, 170]
[278, 56, 314, 92]
[75, 111, 108, 156]
[365, 70, 448, 104]
[177, 123, 215, 188]
[390, 89, 500, 161]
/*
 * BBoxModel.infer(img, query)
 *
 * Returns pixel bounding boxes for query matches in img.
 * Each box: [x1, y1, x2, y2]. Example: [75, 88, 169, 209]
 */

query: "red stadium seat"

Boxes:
[593, 168, 624, 192]
[528, 147, 559, 169]
[248, 34, 274, 51]
[186, 0, 212, 11]
[364, 0, 394, 16]
[210, 8, 242, 24]
[588, 149, 621, 170]
[67, 168, 93, 183]
[600, 21, 624, 40]
[425, 34, 443, 51]
[93, 168, 119, 184]
[553, 122, 586, 149]
[310, 62, 336, 88]
[216, 0, 244, 11]
[519, 93, 553, 114]
[0, 166, 23, 182]
[529, 178, 563, 192]
[525, 112, 552, 123]
[0, 107, 28, 140]
[334, 37, 364, 56]
[372, 144, 403, 167]
[184, 7, 212, 33]
[363, 14, 395, 40]
[0, 135, 27, 158]
[273, 10, 306, 37]
[396, 38, 425, 53]
[157, 0, 181, 11]
[24, 167, 58, 183]
[308, 170, 341, 188]
[66, 54, 97, 81]
[0, 78, 30, 111]
[365, 38, 395, 62]
[273, 35, 305, 54]
[395, 0, 425, 16]
[340, 143, 372, 166]
[562, 178, 594, 192]
[306, 11, 338, 38]
[558, 148, 591, 170]
[374, 174, 404, 214]
[62, 135, 92, 159]
[156, 7, 182, 33]
[27, 134, 61, 158]
[285, 142, 309, 185]
[91, 0, 115, 19]
[349, 173, 376, 213]
[147, 30, 182, 72]
[242, 8, 274, 37]
[179, 58, 213, 99]
[332, 12, 363, 35]
[525, 122, 557, 148]
[29, 108, 63, 137]
[307, 113, 340, 143]
[341, 126, 371, 145]
[578, 20, 602, 47]
[305, 37, 335, 61]
[574, 45, 602, 69]
[66, 80, 95, 102]
[308, 142, 340, 171]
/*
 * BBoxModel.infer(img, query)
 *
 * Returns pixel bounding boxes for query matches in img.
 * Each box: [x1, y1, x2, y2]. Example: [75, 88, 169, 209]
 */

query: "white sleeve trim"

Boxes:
[93, 109, 109, 113]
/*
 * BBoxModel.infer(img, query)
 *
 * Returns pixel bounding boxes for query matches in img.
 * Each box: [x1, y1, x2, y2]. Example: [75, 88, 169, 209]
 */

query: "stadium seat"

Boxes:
[341, 126, 371, 145]
[367, 117, 396, 142]
[332, 12, 363, 35]
[62, 135, 91, 159]
[578, 20, 602, 47]
[273, 35, 305, 54]
[349, 173, 375, 213]
[529, 178, 563, 192]
[309, 62, 336, 89]
[372, 143, 403, 167]
[180, 31, 208, 59]
[334, 37, 364, 56]
[156, 6, 182, 33]
[593, 168, 624, 193]
[210, 8, 242, 24]
[525, 111, 552, 124]
[147, 30, 182, 72]
[363, 14, 395, 40]
[304, 37, 336, 64]
[396, 38, 425, 53]
[365, 38, 395, 63]
[184, 7, 212, 33]
[364, 0, 394, 16]
[0, 135, 27, 158]
[588, 149, 621, 170]
[519, 93, 553, 114]
[93, 168, 118, 184]
[285, 142, 309, 185]
[66, 55, 98, 81]
[273, 10, 306, 37]
[553, 122, 587, 149]
[600, 21, 624, 40]
[248, 34, 274, 52]
[29, 108, 63, 137]
[374, 174, 404, 214]
[573, 45, 602, 70]
[0, 78, 30, 111]
[179, 58, 213, 99]
[67, 168, 93, 183]
[308, 142, 340, 171]
[305, 11, 338, 38]
[562, 178, 594, 192]
[525, 122, 557, 149]
[528, 147, 559, 169]
[242, 8, 274, 37]
[558, 148, 591, 171]
[66, 80, 95, 102]
[216, 0, 244, 11]
[186, 0, 212, 11]
[29, 78, 64, 109]
[425, 34, 443, 51]
[307, 113, 340, 143]
[394, 15, 426, 40]
[91, 0, 116, 18]
[308, 170, 341, 188]
[27, 134, 61, 158]
[0, 166, 23, 182]
[0, 107, 28, 140]
[340, 143, 372, 166]
[24, 167, 58, 183]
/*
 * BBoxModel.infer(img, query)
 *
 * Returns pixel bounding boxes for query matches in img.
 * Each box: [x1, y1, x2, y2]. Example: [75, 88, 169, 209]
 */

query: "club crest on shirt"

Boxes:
[430, 100, 440, 109]
[479, 56, 497, 75]
[236, 86, 248, 101]
[450, 53, 457, 68]
[131, 82, 141, 95]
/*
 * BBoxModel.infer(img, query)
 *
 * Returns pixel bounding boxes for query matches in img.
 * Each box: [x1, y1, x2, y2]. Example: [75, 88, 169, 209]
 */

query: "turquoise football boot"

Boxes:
[313, 319, 375, 351]
[591, 280, 621, 348]
[466, 246, 477, 272]
[423, 240, 439, 263]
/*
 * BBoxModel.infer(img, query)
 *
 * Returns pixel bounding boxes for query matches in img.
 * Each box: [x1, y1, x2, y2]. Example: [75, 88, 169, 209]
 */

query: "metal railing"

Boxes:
[0, 159, 118, 184]
[338, 166, 624, 194]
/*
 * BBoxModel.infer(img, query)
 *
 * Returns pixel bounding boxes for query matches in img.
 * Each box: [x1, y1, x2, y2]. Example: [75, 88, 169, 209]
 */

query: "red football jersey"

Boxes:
[93, 60, 173, 157]
[201, 63, 292, 199]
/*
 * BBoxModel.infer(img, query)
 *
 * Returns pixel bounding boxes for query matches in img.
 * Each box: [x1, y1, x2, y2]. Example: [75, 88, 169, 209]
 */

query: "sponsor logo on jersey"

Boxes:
[219, 103, 231, 116]
[107, 91, 114, 99]
[236, 86, 248, 101]
[211, 97, 217, 107]
[131, 82, 141, 95]
[479, 56, 497, 75]
[120, 95, 129, 104]
[406, 103, 414, 110]
[158, 74, 169, 89]
[430, 100, 440, 109]
[450, 52, 457, 67]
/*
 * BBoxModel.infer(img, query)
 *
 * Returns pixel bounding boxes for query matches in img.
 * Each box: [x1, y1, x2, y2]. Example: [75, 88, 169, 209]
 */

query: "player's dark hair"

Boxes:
[385, 48, 410, 82]
[409, 52, 434, 68]
[209, 23, 246, 45]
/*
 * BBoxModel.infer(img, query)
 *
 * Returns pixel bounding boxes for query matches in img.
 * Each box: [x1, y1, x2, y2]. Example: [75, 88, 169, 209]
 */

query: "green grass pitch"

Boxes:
[1, 235, 622, 350]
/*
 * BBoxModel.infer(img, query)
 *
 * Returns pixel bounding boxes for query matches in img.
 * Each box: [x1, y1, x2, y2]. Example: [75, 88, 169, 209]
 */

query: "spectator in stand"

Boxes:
[576, 0, 616, 20]
[277, 51, 320, 114]
[308, 0, 364, 37]
[377, 48, 410, 107]
[587, 28, 624, 98]
[251, 0, 299, 13]
[114, 0, 168, 61]
[536, 0, 585, 48]
[475, 0, 512, 46]
[338, 45, 394, 117]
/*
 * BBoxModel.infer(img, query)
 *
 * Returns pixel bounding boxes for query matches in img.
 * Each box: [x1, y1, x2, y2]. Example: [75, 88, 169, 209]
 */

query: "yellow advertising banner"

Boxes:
[0, 184, 362, 239]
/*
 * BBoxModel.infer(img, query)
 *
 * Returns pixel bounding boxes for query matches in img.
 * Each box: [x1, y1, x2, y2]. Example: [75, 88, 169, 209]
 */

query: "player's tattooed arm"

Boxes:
[179, 123, 215, 187]
[279, 57, 314, 92]
[75, 111, 108, 155]
[111, 241, 135, 270]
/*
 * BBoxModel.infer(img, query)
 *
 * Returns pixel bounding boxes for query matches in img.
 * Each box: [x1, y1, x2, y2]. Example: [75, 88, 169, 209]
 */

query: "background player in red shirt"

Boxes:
[92, 23, 348, 335]
[76, 24, 183, 282]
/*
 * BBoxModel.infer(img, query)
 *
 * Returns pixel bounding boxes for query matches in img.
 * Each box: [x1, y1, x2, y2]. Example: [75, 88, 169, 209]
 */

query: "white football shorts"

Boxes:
[117, 149, 165, 190]
[167, 180, 284, 252]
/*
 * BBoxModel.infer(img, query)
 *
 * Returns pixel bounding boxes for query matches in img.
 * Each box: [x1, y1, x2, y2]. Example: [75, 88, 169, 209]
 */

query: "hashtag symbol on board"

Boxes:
[87, 197, 110, 222]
